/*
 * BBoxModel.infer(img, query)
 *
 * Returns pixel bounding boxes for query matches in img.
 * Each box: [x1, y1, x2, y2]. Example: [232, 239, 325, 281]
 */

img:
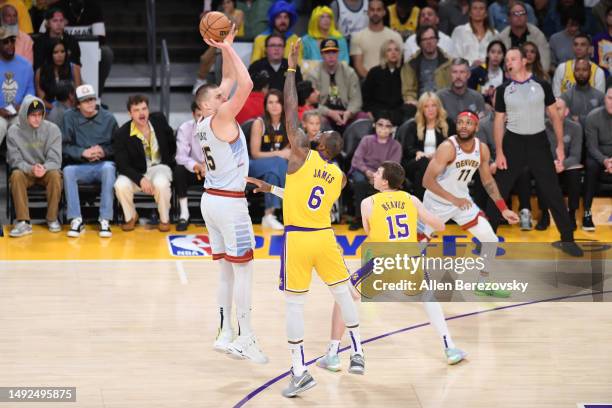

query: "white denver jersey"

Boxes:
[427, 136, 481, 204]
[196, 115, 249, 191]
[337, 0, 368, 37]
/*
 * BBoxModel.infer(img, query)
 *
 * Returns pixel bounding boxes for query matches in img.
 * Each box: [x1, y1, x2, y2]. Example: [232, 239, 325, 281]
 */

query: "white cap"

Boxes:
[76, 84, 96, 102]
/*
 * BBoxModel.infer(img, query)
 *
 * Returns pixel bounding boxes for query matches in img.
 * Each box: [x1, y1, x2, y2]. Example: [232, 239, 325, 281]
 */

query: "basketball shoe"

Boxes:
[213, 329, 234, 353]
[227, 334, 269, 364]
[316, 354, 341, 372]
[348, 353, 365, 374]
[282, 369, 316, 398]
[445, 348, 468, 365]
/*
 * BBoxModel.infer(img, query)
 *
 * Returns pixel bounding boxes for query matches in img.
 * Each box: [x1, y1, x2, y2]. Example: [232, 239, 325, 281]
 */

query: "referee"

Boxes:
[485, 47, 582, 256]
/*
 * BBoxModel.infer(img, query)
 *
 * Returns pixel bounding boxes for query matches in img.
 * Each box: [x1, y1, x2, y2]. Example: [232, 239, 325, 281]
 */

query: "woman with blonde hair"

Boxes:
[301, 6, 349, 62]
[362, 38, 411, 125]
[400, 92, 455, 198]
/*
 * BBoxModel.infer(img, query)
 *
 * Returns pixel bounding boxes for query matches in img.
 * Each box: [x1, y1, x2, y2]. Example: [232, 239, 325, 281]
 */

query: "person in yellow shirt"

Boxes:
[0, 0, 33, 33]
[388, 0, 419, 40]
[249, 0, 302, 64]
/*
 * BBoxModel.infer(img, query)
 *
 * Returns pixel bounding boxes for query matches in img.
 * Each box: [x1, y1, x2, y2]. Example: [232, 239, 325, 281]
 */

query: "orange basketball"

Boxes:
[199, 11, 232, 42]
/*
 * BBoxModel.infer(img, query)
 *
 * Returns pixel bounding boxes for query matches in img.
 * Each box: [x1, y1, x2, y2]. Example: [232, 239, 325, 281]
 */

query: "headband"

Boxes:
[457, 111, 479, 123]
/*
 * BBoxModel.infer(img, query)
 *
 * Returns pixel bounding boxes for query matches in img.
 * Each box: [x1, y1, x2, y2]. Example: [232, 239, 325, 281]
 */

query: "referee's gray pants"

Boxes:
[485, 130, 574, 242]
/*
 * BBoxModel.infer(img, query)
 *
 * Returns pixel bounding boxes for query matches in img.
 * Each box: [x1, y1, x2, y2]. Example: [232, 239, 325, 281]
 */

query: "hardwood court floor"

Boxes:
[1, 225, 611, 407]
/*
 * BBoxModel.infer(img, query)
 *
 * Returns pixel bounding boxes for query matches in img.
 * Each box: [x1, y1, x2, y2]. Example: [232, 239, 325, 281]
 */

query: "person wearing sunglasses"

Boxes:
[0, 25, 34, 150]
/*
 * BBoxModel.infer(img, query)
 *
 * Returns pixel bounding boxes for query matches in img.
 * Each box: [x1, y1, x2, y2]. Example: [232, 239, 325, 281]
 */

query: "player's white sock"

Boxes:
[422, 300, 455, 350]
[286, 294, 306, 376]
[327, 340, 341, 357]
[330, 283, 363, 356]
[233, 262, 253, 336]
[468, 218, 499, 281]
[179, 198, 189, 220]
[218, 259, 234, 332]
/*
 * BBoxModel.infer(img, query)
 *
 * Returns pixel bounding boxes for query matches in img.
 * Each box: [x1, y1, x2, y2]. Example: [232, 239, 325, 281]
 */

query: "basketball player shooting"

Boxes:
[275, 39, 364, 398]
[422, 111, 519, 297]
[195, 25, 267, 364]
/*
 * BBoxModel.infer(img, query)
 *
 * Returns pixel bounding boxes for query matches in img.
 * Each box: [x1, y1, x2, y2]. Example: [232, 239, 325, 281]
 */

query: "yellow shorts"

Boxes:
[279, 227, 350, 293]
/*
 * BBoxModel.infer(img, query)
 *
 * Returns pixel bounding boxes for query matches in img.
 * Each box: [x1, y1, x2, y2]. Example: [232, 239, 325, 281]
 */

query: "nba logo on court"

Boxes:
[167, 234, 212, 257]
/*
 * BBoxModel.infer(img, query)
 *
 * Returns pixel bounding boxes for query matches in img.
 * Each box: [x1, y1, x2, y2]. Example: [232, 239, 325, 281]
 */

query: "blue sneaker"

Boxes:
[445, 348, 467, 365]
[316, 354, 341, 372]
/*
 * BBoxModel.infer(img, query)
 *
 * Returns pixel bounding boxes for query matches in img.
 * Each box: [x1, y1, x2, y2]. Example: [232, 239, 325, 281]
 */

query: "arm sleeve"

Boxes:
[594, 67, 606, 93]
[494, 83, 506, 113]
[338, 37, 350, 63]
[552, 64, 563, 97]
[113, 129, 144, 185]
[349, 32, 362, 56]
[61, 113, 85, 161]
[43, 125, 63, 171]
[101, 116, 117, 158]
[346, 69, 363, 114]
[541, 79, 556, 107]
[564, 123, 582, 169]
[351, 137, 369, 173]
[6, 129, 30, 173]
[389, 140, 402, 163]
[585, 113, 607, 164]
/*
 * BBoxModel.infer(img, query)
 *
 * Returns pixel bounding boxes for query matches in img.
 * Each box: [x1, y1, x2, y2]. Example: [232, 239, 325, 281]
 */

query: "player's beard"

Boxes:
[456, 132, 475, 141]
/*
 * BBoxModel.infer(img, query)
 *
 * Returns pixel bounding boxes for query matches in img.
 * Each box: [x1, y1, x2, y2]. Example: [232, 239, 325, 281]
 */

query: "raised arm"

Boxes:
[217, 27, 238, 98]
[284, 39, 309, 171]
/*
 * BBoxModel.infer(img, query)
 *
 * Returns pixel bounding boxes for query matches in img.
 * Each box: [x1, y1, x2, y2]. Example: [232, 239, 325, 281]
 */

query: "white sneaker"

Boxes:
[9, 221, 32, 237]
[192, 78, 207, 95]
[47, 219, 61, 233]
[99, 219, 112, 238]
[261, 214, 284, 230]
[227, 334, 269, 364]
[67, 217, 84, 237]
[213, 329, 234, 353]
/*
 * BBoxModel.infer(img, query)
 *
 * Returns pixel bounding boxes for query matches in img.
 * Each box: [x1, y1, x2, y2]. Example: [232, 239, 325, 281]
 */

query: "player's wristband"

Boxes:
[271, 185, 285, 198]
[287, 68, 296, 73]
[495, 199, 507, 212]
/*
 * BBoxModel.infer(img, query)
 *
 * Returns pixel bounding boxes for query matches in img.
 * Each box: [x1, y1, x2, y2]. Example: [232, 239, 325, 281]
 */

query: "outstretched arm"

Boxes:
[217, 27, 238, 98]
[479, 144, 519, 224]
[284, 39, 309, 170]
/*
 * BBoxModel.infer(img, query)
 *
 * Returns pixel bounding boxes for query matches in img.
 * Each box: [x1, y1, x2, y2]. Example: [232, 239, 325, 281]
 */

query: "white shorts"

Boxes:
[422, 191, 484, 236]
[201, 190, 255, 263]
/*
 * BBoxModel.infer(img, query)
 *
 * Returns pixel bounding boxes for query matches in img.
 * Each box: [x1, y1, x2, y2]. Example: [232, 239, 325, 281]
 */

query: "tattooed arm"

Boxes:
[479, 143, 519, 224]
[284, 39, 309, 174]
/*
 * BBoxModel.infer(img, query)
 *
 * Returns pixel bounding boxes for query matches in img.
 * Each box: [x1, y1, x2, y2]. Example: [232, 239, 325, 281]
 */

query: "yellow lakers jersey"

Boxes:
[283, 150, 343, 229]
[368, 190, 418, 243]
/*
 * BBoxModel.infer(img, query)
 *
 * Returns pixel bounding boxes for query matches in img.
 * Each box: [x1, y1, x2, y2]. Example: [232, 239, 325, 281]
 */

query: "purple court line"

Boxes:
[232, 290, 612, 408]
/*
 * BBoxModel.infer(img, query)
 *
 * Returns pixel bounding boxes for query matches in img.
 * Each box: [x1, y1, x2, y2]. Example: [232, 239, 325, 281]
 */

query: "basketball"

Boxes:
[199, 11, 232, 42]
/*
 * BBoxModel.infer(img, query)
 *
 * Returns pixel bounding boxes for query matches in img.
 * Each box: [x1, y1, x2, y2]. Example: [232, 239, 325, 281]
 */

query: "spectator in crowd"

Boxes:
[0, 0, 33, 33]
[593, 0, 612, 32]
[0, 26, 35, 149]
[237, 0, 273, 41]
[43, 0, 112, 94]
[250, 1, 301, 64]
[307, 38, 363, 132]
[404, 6, 456, 61]
[46, 80, 76, 127]
[400, 92, 454, 199]
[237, 70, 269, 125]
[33, 7, 80, 72]
[523, 40, 550, 81]
[583, 83, 612, 231]
[301, 110, 322, 143]
[302, 6, 349, 63]
[297, 80, 319, 120]
[113, 95, 175, 232]
[497, 1, 551, 71]
[1, 5, 32, 64]
[451, 0, 498, 66]
[363, 38, 412, 125]
[592, 5, 611, 75]
[401, 26, 452, 105]
[330, 0, 369, 40]
[473, 99, 497, 209]
[62, 84, 117, 238]
[249, 34, 303, 92]
[350, 0, 403, 79]
[35, 38, 82, 110]
[388, 0, 420, 40]
[560, 57, 605, 127]
[7, 96, 62, 237]
[349, 110, 402, 230]
[437, 0, 469, 35]
[537, 0, 585, 39]
[437, 58, 486, 120]
[222, 0, 245, 38]
[174, 101, 205, 232]
[468, 40, 506, 107]
[552, 33, 606, 96]
[488, 0, 537, 32]
[549, 8, 583, 68]
[248, 89, 288, 230]
[537, 98, 583, 230]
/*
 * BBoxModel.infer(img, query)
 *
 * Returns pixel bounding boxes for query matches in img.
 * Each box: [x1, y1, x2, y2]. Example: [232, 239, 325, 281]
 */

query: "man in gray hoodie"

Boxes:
[7, 95, 63, 237]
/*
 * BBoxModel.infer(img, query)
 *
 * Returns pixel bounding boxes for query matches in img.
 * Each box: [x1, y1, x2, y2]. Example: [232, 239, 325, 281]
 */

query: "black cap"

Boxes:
[27, 100, 45, 116]
[320, 38, 339, 53]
